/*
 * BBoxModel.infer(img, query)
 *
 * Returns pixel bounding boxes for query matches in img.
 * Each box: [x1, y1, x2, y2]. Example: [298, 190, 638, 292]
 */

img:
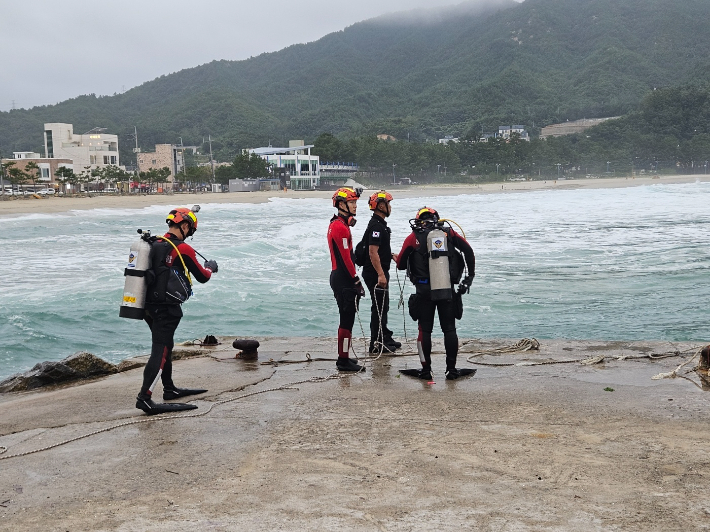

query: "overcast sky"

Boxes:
[1, 0, 521, 112]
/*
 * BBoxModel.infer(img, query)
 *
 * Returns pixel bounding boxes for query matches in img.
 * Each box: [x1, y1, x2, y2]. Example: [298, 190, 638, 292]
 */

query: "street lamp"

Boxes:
[437, 164, 441, 174]
[607, 161, 610, 174]
[392, 163, 396, 185]
[496, 163, 500, 176]
[556, 163, 561, 179]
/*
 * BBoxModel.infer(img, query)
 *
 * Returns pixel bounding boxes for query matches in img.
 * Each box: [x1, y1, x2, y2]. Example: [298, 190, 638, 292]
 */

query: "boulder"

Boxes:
[0, 352, 118, 393]
[63, 352, 118, 377]
[117, 359, 146, 372]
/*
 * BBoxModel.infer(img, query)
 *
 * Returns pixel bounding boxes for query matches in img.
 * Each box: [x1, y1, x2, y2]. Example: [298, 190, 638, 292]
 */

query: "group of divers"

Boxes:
[120, 187, 476, 415]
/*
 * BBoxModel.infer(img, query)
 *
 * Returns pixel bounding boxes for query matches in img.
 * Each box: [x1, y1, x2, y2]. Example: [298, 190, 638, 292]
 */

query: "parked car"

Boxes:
[37, 188, 56, 195]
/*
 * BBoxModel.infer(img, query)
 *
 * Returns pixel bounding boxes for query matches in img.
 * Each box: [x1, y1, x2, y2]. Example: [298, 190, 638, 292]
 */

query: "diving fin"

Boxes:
[399, 368, 433, 380]
[445, 368, 477, 380]
[163, 387, 208, 400]
[136, 396, 198, 415]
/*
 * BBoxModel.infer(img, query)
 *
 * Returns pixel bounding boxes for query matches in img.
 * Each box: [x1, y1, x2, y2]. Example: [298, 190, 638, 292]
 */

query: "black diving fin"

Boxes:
[445, 368, 477, 380]
[136, 396, 198, 415]
[399, 368, 433, 380]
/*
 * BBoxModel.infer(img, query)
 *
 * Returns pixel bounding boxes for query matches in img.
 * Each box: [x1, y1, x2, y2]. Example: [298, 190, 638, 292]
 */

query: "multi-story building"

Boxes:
[136, 144, 197, 179]
[1, 152, 73, 187]
[43, 123, 120, 172]
[497, 125, 530, 141]
[248, 141, 320, 190]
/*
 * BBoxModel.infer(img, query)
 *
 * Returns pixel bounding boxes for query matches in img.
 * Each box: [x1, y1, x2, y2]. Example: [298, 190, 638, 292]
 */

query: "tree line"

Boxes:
[310, 85, 710, 183]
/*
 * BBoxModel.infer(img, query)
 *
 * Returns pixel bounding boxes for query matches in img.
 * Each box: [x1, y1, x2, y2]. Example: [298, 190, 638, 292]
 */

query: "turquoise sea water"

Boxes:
[2, 182, 709, 380]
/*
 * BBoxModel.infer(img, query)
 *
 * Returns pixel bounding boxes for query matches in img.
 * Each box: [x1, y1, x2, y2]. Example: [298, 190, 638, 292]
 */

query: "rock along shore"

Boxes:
[1, 336, 709, 531]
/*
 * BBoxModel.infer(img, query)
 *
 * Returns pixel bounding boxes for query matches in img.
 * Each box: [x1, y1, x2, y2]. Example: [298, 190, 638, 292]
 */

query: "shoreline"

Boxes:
[1, 336, 709, 530]
[2, 174, 709, 217]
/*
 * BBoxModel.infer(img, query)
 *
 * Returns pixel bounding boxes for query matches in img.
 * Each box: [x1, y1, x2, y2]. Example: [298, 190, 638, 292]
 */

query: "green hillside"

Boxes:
[2, 0, 710, 162]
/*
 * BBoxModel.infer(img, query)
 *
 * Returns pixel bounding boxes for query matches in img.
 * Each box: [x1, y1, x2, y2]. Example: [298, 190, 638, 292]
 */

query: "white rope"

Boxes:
[0, 372, 343, 461]
[651, 347, 702, 380]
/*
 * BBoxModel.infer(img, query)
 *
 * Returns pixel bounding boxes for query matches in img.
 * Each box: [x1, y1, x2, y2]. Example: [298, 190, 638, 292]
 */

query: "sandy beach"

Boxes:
[1, 337, 709, 530]
[2, 174, 708, 217]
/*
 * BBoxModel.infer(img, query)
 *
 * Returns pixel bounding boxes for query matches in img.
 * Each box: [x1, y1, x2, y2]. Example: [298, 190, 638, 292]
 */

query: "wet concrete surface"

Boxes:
[1, 337, 709, 531]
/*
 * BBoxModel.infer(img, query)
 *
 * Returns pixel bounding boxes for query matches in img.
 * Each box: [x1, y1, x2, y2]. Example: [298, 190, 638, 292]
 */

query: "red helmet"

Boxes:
[332, 187, 361, 207]
[166, 207, 198, 235]
[415, 207, 439, 221]
[368, 190, 393, 210]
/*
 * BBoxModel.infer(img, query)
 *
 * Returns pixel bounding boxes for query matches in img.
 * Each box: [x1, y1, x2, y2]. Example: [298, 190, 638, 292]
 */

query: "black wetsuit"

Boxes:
[362, 213, 393, 348]
[139, 234, 213, 398]
[396, 227, 475, 370]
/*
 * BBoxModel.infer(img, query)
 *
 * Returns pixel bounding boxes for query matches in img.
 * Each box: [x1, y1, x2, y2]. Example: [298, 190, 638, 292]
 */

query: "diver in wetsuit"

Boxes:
[396, 207, 476, 380]
[136, 207, 218, 414]
[328, 187, 366, 372]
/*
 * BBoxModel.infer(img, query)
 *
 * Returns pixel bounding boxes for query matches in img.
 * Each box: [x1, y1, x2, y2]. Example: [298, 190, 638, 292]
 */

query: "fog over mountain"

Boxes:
[0, 0, 521, 112]
[2, 0, 708, 163]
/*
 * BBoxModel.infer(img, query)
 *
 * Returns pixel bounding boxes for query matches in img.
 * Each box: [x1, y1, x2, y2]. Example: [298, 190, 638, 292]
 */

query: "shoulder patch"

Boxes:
[372, 231, 380, 238]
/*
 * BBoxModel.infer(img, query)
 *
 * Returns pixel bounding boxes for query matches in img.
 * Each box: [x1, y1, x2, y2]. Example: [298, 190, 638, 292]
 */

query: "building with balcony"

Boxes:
[43, 123, 119, 172]
[248, 141, 320, 190]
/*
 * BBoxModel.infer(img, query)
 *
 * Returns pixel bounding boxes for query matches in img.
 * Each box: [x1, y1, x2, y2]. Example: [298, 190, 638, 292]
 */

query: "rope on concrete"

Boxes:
[0, 373, 343, 461]
[465, 340, 702, 371]
[651, 347, 702, 380]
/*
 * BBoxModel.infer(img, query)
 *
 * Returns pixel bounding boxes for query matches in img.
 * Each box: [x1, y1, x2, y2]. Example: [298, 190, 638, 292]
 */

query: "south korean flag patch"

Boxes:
[372, 231, 380, 239]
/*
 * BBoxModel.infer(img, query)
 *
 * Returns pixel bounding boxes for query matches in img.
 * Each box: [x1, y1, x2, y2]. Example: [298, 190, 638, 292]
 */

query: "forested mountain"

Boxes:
[2, 0, 710, 163]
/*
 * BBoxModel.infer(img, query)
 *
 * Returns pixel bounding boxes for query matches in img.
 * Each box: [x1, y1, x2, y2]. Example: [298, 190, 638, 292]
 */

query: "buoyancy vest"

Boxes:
[145, 238, 192, 305]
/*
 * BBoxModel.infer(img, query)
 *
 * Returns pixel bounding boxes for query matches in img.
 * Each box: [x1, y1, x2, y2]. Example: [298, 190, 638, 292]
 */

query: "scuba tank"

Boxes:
[427, 227, 452, 301]
[119, 230, 153, 320]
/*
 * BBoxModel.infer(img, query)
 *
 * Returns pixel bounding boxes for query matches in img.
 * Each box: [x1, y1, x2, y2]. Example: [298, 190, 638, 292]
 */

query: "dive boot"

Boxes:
[336, 357, 364, 372]
[384, 338, 402, 349]
[445, 368, 477, 380]
[163, 387, 208, 400]
[136, 395, 198, 415]
[369, 342, 395, 354]
[399, 367, 433, 380]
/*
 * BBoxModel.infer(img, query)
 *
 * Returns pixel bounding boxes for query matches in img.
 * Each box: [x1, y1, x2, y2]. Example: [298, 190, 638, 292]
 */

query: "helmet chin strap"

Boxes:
[177, 223, 189, 240]
[338, 203, 357, 226]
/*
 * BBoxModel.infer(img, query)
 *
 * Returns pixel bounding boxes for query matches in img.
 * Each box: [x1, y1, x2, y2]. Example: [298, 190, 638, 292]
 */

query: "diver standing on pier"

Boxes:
[396, 207, 476, 380]
[135, 207, 218, 414]
[328, 187, 366, 372]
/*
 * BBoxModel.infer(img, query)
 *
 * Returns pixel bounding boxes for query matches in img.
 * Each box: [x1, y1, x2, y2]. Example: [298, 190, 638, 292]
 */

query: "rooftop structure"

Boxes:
[44, 123, 120, 172]
[248, 142, 320, 190]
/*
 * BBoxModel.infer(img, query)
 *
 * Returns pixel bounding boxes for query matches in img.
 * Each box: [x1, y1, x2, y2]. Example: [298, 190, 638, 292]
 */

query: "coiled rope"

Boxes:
[0, 372, 343, 461]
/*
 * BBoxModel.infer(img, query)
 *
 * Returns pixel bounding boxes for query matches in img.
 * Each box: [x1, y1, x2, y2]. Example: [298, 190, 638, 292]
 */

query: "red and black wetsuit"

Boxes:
[396, 227, 475, 371]
[328, 214, 359, 359]
[140, 234, 213, 398]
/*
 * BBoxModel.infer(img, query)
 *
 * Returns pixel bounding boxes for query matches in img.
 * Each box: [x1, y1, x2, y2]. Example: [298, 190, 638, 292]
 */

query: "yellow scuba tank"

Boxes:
[119, 230, 153, 319]
[427, 227, 452, 301]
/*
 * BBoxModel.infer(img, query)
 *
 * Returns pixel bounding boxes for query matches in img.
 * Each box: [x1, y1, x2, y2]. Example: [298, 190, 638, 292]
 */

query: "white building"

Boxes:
[438, 136, 459, 145]
[43, 123, 120, 172]
[496, 125, 530, 141]
[248, 141, 320, 190]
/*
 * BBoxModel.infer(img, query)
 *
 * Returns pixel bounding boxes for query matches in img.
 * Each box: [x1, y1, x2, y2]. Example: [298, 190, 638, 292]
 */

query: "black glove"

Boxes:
[354, 277, 366, 298]
[457, 275, 473, 295]
[204, 259, 218, 273]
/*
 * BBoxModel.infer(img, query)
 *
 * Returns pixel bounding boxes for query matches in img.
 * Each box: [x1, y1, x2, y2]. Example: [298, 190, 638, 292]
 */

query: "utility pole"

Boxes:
[392, 163, 396, 185]
[0, 153, 5, 197]
[131, 126, 140, 194]
[208, 135, 215, 184]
